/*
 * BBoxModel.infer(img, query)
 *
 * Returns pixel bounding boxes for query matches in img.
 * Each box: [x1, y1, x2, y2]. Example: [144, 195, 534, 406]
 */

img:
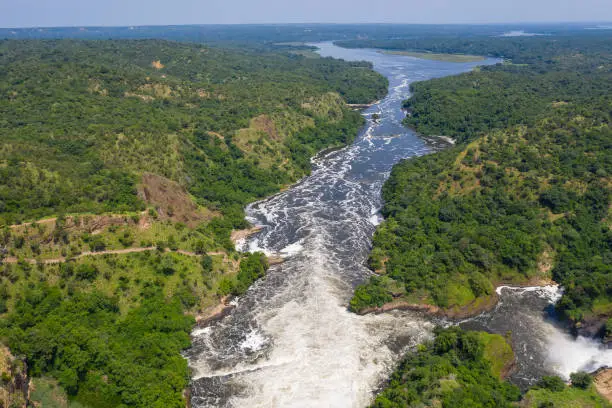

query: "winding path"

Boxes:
[2, 247, 225, 265]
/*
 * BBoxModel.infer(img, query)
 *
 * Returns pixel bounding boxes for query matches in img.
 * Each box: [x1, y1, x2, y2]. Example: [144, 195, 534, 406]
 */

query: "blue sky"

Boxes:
[1, 0, 611, 28]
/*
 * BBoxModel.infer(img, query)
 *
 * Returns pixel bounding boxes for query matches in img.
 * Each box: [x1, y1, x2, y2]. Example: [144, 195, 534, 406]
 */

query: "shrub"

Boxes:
[536, 376, 566, 392]
[201, 255, 213, 274]
[570, 372, 592, 389]
[75, 264, 99, 281]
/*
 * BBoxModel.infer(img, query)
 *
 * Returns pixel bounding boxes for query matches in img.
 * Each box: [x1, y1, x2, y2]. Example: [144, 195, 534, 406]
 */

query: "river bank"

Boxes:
[379, 50, 486, 63]
[357, 292, 499, 319]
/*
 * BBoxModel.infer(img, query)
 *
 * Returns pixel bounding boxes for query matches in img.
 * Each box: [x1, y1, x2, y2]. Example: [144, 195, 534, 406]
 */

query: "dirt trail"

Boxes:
[8, 217, 58, 229]
[7, 210, 150, 231]
[2, 247, 226, 265]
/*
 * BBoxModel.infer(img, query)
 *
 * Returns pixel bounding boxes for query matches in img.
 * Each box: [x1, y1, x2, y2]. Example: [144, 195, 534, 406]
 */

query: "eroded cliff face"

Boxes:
[593, 368, 612, 403]
[0, 347, 28, 408]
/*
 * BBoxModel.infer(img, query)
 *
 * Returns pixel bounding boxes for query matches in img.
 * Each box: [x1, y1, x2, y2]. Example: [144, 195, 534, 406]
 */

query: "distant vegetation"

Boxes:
[372, 327, 611, 408]
[351, 35, 612, 340]
[336, 34, 612, 64]
[403, 53, 612, 143]
[2, 23, 606, 50]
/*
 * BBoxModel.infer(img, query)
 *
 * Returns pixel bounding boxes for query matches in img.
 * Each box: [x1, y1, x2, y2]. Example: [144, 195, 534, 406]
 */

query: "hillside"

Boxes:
[0, 39, 387, 407]
[351, 37, 612, 340]
[0, 39, 387, 226]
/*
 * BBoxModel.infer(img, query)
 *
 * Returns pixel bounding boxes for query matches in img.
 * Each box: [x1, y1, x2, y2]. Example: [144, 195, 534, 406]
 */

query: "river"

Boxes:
[186, 42, 612, 407]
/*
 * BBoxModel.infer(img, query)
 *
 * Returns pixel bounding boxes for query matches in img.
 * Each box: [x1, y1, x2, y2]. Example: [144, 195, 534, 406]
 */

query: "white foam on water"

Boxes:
[368, 206, 384, 226]
[545, 330, 612, 378]
[497, 285, 610, 378]
[279, 240, 305, 257]
[246, 241, 271, 256]
[496, 285, 563, 303]
[192, 326, 212, 337]
[234, 237, 248, 252]
[239, 330, 268, 353]
[436, 135, 456, 145]
[221, 254, 433, 408]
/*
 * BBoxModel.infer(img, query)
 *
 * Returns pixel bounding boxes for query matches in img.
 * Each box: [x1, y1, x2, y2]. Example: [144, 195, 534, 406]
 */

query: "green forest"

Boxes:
[0, 39, 387, 226]
[336, 34, 612, 64]
[372, 327, 610, 408]
[352, 36, 612, 341]
[0, 39, 387, 407]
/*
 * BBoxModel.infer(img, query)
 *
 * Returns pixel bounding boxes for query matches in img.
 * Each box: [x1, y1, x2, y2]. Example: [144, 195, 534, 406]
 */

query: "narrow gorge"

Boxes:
[186, 42, 612, 407]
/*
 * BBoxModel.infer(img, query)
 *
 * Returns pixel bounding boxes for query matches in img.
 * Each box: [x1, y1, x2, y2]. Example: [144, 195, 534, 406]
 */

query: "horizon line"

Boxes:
[2, 21, 612, 30]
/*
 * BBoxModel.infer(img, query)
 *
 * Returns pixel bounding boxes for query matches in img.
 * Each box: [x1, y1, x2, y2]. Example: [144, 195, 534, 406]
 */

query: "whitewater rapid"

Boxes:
[462, 285, 612, 388]
[186, 42, 611, 407]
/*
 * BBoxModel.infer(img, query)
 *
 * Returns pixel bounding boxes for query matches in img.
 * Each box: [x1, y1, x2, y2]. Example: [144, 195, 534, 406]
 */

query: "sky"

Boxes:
[1, 0, 611, 28]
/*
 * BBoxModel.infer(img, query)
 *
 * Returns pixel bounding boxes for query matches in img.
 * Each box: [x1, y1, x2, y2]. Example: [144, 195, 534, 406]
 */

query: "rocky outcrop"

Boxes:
[0, 347, 28, 408]
[358, 294, 499, 320]
[593, 367, 612, 402]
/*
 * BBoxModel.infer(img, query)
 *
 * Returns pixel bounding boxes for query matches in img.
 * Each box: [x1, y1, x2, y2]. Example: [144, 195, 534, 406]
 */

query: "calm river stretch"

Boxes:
[186, 42, 612, 407]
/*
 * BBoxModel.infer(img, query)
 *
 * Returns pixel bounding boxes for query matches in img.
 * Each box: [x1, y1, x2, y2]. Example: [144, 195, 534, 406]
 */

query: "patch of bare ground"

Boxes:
[10, 212, 147, 235]
[347, 103, 375, 110]
[2, 247, 227, 265]
[230, 226, 262, 245]
[194, 296, 235, 326]
[250, 115, 279, 140]
[538, 247, 555, 276]
[9, 217, 57, 229]
[207, 131, 225, 141]
[594, 368, 612, 402]
[500, 357, 517, 380]
[151, 60, 164, 69]
[74, 214, 142, 235]
[267, 256, 285, 265]
[358, 294, 499, 319]
[138, 172, 215, 227]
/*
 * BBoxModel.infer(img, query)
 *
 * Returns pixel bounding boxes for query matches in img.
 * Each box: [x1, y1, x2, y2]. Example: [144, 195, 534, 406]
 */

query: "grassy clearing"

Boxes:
[478, 332, 515, 378]
[521, 386, 612, 408]
[30, 377, 87, 408]
[380, 50, 485, 62]
[3, 213, 226, 262]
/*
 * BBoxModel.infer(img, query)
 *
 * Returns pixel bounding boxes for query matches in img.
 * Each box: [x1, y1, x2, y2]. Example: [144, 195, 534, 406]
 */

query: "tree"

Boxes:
[570, 372, 592, 389]
[536, 376, 566, 392]
[193, 240, 206, 255]
[158, 256, 176, 276]
[201, 255, 213, 274]
[75, 264, 99, 281]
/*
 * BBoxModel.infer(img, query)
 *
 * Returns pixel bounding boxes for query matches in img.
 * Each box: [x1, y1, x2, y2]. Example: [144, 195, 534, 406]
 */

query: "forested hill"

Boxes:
[0, 39, 387, 226]
[335, 33, 612, 64]
[351, 37, 612, 341]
